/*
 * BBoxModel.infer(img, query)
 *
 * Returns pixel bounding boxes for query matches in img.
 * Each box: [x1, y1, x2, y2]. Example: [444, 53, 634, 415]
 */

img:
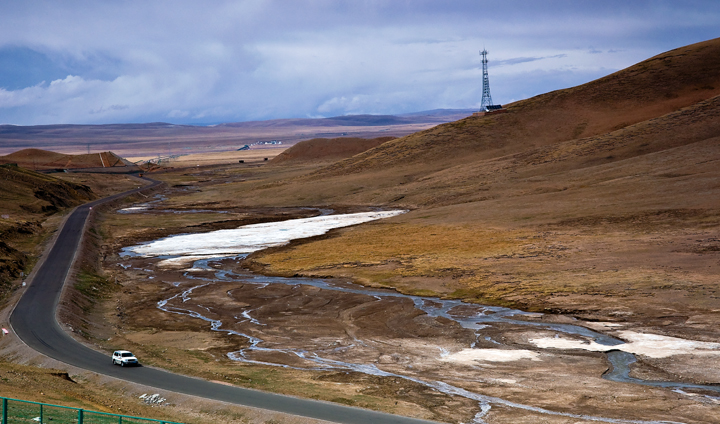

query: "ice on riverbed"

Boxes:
[118, 205, 149, 213]
[157, 255, 221, 269]
[530, 330, 720, 358]
[440, 348, 541, 364]
[122, 210, 406, 259]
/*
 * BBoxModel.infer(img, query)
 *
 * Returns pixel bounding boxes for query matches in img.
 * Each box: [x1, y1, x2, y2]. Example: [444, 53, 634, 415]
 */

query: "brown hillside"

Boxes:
[2, 148, 67, 165]
[231, 92, 720, 211]
[0, 148, 132, 170]
[270, 136, 395, 165]
[0, 164, 95, 216]
[230, 40, 720, 343]
[157, 38, 720, 215]
[0, 164, 96, 295]
[310, 37, 720, 178]
[400, 93, 720, 210]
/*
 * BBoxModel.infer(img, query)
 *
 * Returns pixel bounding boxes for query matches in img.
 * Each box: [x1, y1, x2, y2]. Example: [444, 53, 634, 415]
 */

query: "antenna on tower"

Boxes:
[475, 49, 505, 116]
[480, 49, 493, 110]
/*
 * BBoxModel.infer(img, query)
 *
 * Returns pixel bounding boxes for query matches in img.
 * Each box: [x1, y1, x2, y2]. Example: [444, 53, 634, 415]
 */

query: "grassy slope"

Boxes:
[0, 165, 98, 298]
[270, 136, 396, 165]
[0, 165, 94, 216]
[228, 38, 720, 208]
[0, 168, 143, 303]
[172, 38, 720, 212]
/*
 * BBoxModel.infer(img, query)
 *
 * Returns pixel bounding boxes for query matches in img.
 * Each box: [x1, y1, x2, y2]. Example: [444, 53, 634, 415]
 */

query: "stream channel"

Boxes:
[119, 207, 720, 424]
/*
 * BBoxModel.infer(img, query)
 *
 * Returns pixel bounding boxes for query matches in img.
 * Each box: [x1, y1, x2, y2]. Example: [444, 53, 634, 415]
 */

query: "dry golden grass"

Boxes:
[54, 173, 144, 198]
[0, 359, 329, 424]
[250, 217, 720, 320]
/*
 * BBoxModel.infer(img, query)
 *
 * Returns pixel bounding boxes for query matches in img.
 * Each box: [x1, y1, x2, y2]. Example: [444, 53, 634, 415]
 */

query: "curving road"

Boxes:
[10, 179, 439, 424]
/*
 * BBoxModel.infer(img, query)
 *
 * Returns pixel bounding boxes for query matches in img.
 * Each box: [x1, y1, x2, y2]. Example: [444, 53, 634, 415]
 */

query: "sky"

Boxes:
[0, 1, 718, 126]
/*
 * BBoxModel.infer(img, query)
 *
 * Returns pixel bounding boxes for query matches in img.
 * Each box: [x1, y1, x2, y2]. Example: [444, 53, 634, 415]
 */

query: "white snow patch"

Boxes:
[530, 331, 720, 358]
[440, 348, 541, 364]
[118, 206, 149, 213]
[582, 321, 626, 331]
[155, 255, 219, 269]
[124, 211, 406, 258]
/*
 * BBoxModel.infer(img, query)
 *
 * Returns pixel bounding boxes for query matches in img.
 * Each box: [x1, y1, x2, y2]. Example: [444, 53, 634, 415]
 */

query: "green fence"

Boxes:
[1, 397, 182, 424]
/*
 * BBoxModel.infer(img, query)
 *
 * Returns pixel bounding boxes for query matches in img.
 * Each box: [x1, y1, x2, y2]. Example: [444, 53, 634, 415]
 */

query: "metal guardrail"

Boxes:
[1, 397, 182, 424]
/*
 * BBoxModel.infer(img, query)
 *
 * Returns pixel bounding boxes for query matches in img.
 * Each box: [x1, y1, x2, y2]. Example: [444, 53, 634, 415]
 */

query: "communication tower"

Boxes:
[477, 49, 504, 114]
[480, 49, 493, 110]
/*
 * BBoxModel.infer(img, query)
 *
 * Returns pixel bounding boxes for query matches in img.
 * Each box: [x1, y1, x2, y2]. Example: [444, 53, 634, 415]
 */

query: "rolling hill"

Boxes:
[0, 164, 96, 296]
[233, 37, 720, 211]
[228, 37, 720, 332]
[0, 149, 137, 171]
[269, 136, 396, 165]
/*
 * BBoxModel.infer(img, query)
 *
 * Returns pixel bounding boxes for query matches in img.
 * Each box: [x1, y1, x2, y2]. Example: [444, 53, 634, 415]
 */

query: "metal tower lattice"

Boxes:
[480, 49, 493, 110]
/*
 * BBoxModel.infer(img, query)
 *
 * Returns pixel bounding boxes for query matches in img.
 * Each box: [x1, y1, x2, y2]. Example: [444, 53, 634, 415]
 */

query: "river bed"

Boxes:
[118, 210, 720, 423]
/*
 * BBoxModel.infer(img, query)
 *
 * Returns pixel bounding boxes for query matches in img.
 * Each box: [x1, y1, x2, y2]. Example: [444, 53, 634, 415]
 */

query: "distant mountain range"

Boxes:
[218, 109, 476, 128]
[0, 109, 477, 156]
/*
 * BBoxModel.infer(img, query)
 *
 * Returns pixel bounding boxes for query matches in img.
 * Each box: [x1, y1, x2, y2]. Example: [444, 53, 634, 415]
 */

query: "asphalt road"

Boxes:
[9, 179, 440, 424]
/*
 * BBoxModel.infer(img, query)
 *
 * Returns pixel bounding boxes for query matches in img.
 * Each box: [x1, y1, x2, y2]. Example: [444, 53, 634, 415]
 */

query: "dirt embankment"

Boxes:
[0, 148, 133, 171]
[0, 164, 98, 299]
[0, 164, 95, 214]
[0, 168, 148, 319]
